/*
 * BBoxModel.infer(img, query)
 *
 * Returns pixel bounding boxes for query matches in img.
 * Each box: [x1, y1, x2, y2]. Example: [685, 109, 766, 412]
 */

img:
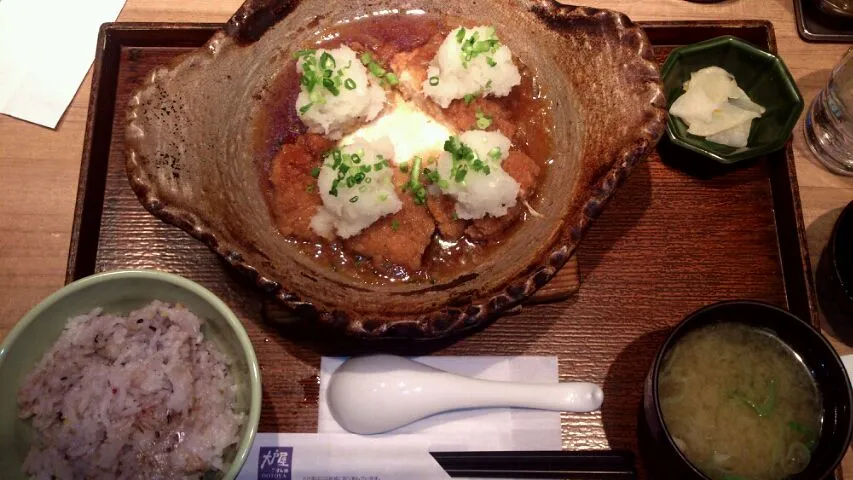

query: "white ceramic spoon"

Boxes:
[326, 354, 604, 435]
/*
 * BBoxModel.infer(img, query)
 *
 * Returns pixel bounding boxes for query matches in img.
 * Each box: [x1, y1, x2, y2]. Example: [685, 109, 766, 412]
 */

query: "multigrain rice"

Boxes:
[17, 300, 244, 479]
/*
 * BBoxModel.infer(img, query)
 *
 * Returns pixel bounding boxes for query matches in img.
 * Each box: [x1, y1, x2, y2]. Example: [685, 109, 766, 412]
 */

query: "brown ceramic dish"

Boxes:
[125, 0, 666, 338]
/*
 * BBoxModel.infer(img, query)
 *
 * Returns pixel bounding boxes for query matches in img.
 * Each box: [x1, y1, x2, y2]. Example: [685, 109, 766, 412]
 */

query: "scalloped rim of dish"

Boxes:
[125, 2, 667, 339]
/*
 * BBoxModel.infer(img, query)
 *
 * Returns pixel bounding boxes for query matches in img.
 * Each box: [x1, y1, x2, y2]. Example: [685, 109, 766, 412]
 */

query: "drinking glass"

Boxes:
[805, 47, 853, 176]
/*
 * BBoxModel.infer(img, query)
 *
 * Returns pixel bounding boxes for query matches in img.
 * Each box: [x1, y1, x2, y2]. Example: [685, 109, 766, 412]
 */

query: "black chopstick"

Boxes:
[430, 450, 637, 479]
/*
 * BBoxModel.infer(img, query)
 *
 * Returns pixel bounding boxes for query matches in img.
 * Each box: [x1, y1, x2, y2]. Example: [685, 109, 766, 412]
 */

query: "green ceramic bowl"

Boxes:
[661, 35, 804, 164]
[0, 270, 261, 480]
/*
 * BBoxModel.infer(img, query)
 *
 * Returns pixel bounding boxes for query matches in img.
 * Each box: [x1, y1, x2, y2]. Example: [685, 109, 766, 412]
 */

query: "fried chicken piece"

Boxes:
[389, 32, 444, 95]
[441, 97, 516, 138]
[465, 204, 525, 241]
[427, 194, 466, 241]
[268, 134, 334, 241]
[466, 149, 541, 240]
[345, 171, 435, 271]
[502, 149, 541, 195]
[390, 31, 517, 139]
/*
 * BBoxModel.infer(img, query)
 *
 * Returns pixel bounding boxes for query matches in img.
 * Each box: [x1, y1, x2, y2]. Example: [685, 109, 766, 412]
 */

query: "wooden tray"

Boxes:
[68, 20, 821, 478]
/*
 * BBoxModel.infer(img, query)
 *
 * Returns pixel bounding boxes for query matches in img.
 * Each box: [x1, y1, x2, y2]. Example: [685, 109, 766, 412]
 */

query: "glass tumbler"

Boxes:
[805, 47, 853, 176]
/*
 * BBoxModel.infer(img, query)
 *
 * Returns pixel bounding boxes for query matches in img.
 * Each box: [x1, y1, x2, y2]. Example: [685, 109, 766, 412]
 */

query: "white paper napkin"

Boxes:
[0, 0, 127, 128]
[318, 356, 563, 452]
[237, 433, 450, 480]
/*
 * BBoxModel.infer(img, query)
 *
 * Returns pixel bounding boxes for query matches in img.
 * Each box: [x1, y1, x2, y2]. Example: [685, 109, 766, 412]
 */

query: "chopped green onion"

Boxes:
[456, 27, 502, 67]
[344, 78, 357, 90]
[475, 109, 493, 130]
[299, 103, 313, 114]
[444, 135, 489, 182]
[351, 154, 361, 164]
[296, 49, 356, 108]
[438, 179, 449, 189]
[410, 156, 423, 183]
[464, 93, 476, 104]
[349, 195, 359, 203]
[305, 185, 314, 192]
[310, 167, 321, 178]
[379, 193, 388, 201]
[731, 379, 777, 418]
[360, 51, 373, 65]
[788, 421, 817, 449]
[456, 27, 466, 43]
[373, 162, 384, 171]
[429, 76, 440, 86]
[488, 147, 502, 161]
[454, 168, 468, 182]
[788, 421, 810, 435]
[322, 78, 340, 96]
[404, 156, 428, 205]
[391, 219, 400, 231]
[399, 162, 409, 173]
[412, 186, 427, 205]
[444, 135, 463, 152]
[385, 73, 399, 85]
[319, 52, 335, 70]
[293, 49, 315, 59]
[425, 168, 441, 184]
[485, 79, 493, 90]
[473, 40, 494, 53]
[368, 62, 386, 78]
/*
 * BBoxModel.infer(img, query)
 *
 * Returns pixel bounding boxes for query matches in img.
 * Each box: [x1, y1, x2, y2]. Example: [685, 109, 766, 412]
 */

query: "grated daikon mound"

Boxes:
[311, 138, 403, 239]
[437, 130, 519, 220]
[295, 46, 387, 140]
[422, 26, 521, 109]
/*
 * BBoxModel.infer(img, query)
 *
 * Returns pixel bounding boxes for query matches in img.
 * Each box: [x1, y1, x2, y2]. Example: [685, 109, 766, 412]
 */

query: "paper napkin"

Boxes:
[236, 433, 450, 480]
[0, 0, 127, 128]
[318, 356, 563, 452]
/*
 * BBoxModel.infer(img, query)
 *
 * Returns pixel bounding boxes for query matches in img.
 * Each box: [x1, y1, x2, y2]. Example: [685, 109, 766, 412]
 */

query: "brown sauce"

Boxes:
[253, 13, 554, 285]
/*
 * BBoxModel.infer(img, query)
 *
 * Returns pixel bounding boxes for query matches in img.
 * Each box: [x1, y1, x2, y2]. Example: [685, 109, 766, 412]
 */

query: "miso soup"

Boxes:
[659, 322, 822, 480]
